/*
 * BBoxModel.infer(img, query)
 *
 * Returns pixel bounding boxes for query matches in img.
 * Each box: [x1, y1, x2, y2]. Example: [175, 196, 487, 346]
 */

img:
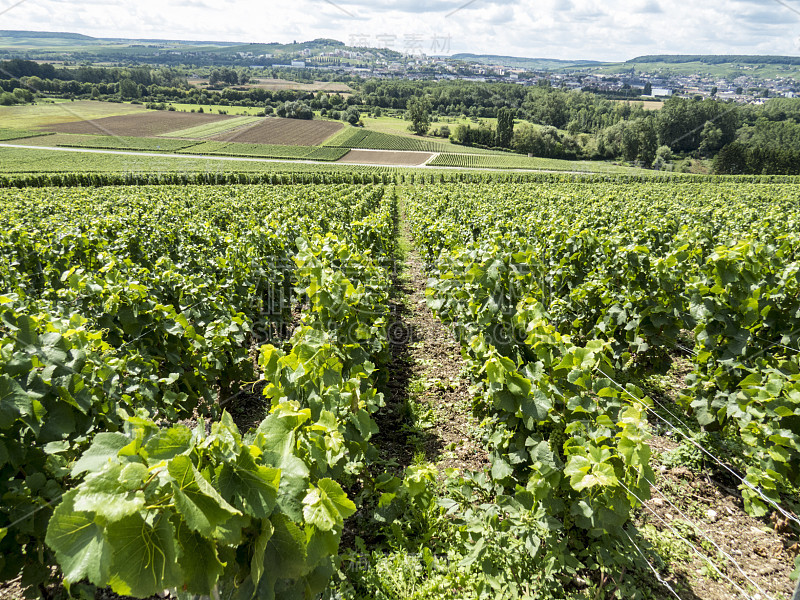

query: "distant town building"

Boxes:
[650, 88, 673, 97]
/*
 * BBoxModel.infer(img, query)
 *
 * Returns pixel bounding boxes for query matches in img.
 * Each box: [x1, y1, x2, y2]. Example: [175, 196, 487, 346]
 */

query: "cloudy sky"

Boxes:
[2, 0, 800, 61]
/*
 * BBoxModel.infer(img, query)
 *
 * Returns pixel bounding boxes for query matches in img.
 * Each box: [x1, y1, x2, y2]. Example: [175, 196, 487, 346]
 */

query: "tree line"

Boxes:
[393, 83, 800, 173]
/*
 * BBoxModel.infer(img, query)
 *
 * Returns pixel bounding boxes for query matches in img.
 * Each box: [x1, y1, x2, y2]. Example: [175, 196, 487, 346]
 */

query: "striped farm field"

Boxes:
[324, 127, 512, 155]
[161, 116, 263, 139]
[46, 134, 202, 152]
[178, 140, 348, 161]
[40, 111, 234, 136]
[336, 149, 433, 166]
[210, 117, 343, 146]
[325, 128, 449, 152]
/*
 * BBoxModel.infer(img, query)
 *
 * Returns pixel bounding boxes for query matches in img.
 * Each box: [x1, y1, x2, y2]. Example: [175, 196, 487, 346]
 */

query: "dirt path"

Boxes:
[335, 149, 434, 166]
[374, 202, 488, 475]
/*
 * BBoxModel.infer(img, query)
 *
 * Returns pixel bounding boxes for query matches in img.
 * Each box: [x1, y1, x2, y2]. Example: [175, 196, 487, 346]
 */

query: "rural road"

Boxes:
[0, 143, 600, 175]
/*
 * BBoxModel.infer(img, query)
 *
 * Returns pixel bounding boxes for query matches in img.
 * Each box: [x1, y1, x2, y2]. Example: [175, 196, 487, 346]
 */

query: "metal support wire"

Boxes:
[623, 530, 684, 600]
[599, 367, 800, 530]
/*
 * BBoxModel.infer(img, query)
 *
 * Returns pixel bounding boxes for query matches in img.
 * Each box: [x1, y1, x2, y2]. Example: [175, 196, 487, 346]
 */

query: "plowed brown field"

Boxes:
[41, 112, 233, 137]
[211, 118, 343, 146]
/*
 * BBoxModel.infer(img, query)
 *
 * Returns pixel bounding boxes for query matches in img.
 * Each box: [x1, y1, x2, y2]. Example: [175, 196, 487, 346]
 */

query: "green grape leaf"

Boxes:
[491, 457, 514, 480]
[107, 513, 181, 598]
[0, 375, 33, 429]
[565, 455, 617, 491]
[217, 449, 280, 519]
[256, 405, 310, 457]
[521, 389, 551, 422]
[169, 455, 240, 537]
[174, 521, 225, 595]
[317, 478, 356, 520]
[251, 518, 275, 588]
[118, 463, 150, 491]
[73, 466, 145, 521]
[71, 432, 131, 476]
[266, 451, 309, 522]
[302, 480, 349, 532]
[265, 513, 307, 580]
[45, 490, 111, 586]
[144, 426, 193, 462]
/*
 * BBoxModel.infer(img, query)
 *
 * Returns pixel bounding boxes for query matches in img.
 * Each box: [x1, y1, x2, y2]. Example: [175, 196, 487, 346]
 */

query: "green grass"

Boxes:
[166, 103, 265, 116]
[46, 134, 201, 152]
[324, 129, 452, 152]
[362, 114, 499, 134]
[325, 126, 512, 155]
[358, 114, 425, 134]
[0, 129, 54, 141]
[428, 152, 637, 173]
[0, 100, 147, 130]
[178, 141, 348, 161]
[160, 116, 263, 139]
[0, 145, 382, 175]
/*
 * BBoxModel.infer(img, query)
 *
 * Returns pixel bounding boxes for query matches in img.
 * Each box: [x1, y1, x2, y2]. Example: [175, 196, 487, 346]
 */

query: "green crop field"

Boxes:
[323, 127, 446, 151]
[0, 145, 380, 175]
[322, 127, 504, 155]
[0, 100, 148, 130]
[0, 128, 53, 141]
[41, 134, 202, 152]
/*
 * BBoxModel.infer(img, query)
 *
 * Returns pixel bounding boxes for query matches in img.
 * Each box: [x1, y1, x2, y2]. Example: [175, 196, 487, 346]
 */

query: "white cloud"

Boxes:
[0, 0, 798, 59]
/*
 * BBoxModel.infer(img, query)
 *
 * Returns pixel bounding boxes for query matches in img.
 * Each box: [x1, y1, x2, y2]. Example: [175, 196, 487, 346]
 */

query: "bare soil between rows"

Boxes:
[372, 214, 488, 476]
